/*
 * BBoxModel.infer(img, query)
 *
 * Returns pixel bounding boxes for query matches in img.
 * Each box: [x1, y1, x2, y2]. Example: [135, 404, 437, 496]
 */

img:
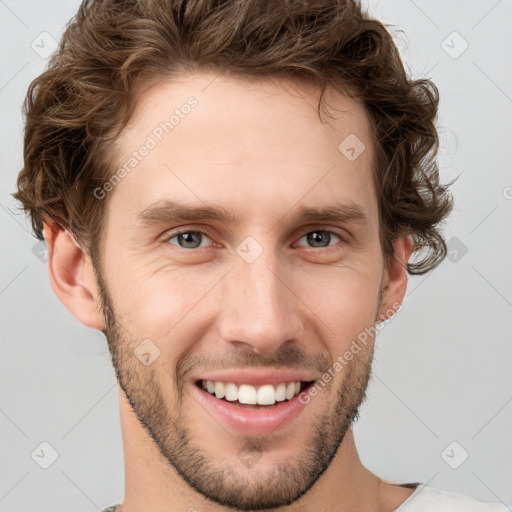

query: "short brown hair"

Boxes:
[13, 0, 454, 274]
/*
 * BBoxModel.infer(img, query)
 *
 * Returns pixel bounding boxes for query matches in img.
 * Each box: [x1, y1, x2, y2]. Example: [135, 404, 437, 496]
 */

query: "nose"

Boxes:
[217, 250, 304, 355]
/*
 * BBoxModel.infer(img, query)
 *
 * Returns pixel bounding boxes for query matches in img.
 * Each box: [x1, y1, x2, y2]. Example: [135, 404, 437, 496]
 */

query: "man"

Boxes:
[13, 0, 509, 511]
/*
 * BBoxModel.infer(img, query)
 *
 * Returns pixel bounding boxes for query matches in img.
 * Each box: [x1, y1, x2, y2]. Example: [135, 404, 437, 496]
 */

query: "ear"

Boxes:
[43, 221, 106, 330]
[377, 234, 413, 323]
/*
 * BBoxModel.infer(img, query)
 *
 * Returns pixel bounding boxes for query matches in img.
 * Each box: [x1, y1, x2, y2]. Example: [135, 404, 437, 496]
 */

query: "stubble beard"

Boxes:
[93, 263, 377, 510]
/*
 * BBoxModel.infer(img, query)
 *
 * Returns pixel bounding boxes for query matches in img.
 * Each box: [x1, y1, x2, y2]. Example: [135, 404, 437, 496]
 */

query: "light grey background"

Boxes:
[1, 0, 511, 511]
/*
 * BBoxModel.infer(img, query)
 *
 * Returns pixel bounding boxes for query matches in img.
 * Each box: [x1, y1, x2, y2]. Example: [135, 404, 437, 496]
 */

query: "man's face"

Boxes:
[94, 72, 393, 509]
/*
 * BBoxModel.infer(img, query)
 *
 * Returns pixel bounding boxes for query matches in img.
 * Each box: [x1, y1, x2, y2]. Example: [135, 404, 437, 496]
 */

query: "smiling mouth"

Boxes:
[196, 379, 315, 409]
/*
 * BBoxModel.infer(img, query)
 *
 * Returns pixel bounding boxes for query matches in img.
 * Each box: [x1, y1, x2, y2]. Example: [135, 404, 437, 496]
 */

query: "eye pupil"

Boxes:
[178, 232, 202, 249]
[307, 231, 331, 248]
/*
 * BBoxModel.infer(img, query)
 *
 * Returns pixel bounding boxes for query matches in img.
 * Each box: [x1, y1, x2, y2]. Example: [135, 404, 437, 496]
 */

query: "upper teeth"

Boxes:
[201, 380, 302, 405]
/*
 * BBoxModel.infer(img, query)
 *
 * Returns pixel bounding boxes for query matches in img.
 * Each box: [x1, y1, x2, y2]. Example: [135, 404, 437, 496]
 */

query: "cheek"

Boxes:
[294, 264, 382, 344]
[107, 263, 220, 353]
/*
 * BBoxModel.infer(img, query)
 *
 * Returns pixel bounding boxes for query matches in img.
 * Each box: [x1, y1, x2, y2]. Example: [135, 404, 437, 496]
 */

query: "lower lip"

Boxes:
[193, 383, 310, 435]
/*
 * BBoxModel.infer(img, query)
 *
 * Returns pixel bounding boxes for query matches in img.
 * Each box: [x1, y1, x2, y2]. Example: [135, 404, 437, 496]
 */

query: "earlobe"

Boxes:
[43, 221, 106, 330]
[377, 235, 414, 323]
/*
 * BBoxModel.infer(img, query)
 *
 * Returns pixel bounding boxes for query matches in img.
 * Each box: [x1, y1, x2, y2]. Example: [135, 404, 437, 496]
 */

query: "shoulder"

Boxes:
[397, 484, 511, 512]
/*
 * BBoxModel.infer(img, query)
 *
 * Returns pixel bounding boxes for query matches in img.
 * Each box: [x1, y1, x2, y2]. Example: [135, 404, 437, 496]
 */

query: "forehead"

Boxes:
[108, 71, 377, 228]
[122, 71, 372, 156]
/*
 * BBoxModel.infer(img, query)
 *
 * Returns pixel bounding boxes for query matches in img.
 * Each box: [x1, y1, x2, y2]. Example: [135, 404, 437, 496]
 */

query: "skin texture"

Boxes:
[44, 71, 415, 511]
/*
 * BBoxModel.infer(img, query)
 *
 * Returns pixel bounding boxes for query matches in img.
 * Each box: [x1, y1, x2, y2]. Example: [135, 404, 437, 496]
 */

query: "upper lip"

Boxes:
[195, 368, 317, 387]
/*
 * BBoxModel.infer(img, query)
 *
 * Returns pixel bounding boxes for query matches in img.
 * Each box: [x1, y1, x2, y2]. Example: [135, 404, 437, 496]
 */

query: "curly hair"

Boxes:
[13, 0, 454, 275]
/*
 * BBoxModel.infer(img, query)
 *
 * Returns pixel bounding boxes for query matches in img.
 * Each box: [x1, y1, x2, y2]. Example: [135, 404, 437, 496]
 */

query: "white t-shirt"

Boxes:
[395, 484, 510, 511]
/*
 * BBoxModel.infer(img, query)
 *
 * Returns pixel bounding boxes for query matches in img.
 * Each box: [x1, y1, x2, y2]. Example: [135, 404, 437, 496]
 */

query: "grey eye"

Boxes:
[168, 231, 212, 249]
[296, 231, 341, 248]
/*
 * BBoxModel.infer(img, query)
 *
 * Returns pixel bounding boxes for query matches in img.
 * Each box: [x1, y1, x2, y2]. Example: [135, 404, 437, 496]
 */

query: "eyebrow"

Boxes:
[136, 199, 369, 229]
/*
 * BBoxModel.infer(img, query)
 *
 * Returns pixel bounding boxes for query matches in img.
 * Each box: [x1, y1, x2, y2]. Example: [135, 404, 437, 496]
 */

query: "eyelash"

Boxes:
[164, 227, 346, 250]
